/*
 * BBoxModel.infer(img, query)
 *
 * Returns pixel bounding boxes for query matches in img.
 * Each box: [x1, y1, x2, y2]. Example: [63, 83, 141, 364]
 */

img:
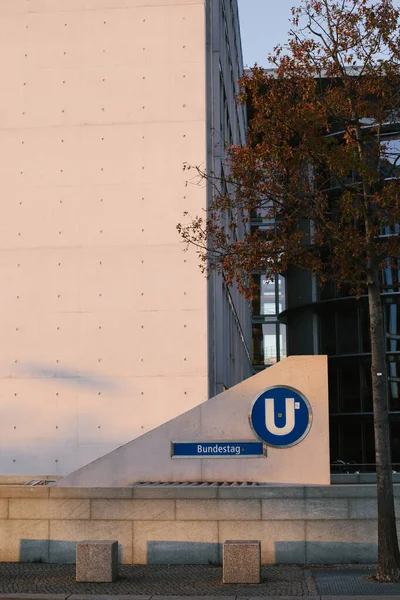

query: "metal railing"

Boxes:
[331, 460, 400, 474]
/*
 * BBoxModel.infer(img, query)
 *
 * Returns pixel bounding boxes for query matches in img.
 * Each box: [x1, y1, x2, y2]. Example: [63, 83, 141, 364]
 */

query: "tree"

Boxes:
[178, 0, 400, 582]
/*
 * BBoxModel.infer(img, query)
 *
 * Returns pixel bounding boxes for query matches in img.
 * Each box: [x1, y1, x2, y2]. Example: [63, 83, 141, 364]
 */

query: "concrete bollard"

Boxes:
[223, 539, 261, 584]
[76, 540, 118, 582]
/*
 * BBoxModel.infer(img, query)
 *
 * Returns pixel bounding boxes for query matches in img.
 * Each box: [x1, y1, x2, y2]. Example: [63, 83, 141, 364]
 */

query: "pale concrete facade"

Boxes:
[0, 0, 251, 475]
[0, 483, 391, 564]
[58, 356, 330, 486]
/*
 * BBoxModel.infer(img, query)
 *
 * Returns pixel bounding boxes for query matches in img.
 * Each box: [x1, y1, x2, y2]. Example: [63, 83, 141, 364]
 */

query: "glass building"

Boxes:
[251, 274, 287, 369]
[250, 208, 287, 371]
[250, 124, 400, 474]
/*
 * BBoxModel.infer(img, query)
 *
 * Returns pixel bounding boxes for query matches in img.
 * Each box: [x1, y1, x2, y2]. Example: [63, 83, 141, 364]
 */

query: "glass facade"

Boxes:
[317, 282, 400, 472]
[251, 246, 400, 471]
[246, 92, 400, 473]
[281, 130, 400, 473]
[251, 273, 287, 370]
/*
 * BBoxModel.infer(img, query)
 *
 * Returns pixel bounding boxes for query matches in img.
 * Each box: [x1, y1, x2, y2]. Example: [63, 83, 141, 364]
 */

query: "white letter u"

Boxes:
[265, 398, 295, 435]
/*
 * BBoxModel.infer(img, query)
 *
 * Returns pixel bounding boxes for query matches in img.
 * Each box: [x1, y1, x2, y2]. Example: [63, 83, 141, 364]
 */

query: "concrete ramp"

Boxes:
[57, 355, 329, 486]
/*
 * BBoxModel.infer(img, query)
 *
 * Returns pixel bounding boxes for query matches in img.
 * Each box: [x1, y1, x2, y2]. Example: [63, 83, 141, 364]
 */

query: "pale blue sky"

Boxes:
[238, 0, 400, 67]
[237, 0, 299, 67]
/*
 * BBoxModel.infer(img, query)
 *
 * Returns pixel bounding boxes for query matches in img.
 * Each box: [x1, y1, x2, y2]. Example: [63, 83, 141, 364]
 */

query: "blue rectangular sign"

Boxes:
[171, 441, 267, 458]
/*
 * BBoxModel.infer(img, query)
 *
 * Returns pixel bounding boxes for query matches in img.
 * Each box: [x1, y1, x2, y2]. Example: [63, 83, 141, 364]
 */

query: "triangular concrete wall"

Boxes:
[57, 355, 330, 486]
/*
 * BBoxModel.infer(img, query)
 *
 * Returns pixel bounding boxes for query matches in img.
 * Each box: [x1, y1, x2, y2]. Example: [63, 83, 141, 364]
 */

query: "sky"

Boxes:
[238, 0, 400, 68]
[237, 0, 299, 67]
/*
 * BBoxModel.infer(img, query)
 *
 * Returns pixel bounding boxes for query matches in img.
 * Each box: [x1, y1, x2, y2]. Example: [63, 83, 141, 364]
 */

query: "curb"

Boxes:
[0, 596, 400, 600]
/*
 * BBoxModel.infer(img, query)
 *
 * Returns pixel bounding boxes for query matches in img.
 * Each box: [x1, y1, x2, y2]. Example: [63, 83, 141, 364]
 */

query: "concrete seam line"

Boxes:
[132, 520, 135, 565]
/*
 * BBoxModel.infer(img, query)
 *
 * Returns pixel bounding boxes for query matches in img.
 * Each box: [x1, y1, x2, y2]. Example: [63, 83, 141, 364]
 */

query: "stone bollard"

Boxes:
[223, 539, 261, 584]
[76, 540, 118, 582]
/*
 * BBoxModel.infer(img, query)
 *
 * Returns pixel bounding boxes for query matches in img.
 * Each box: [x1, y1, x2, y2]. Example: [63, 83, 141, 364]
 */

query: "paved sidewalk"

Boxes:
[0, 564, 314, 597]
[0, 563, 398, 598]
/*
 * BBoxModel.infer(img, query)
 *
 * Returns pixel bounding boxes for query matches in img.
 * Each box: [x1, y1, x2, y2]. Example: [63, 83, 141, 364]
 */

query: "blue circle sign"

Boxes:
[249, 386, 313, 448]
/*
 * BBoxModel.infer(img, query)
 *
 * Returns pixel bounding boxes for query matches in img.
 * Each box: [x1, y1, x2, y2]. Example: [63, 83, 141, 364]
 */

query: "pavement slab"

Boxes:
[69, 596, 151, 600]
[0, 564, 400, 597]
[0, 565, 316, 597]
[0, 596, 69, 600]
[313, 568, 400, 596]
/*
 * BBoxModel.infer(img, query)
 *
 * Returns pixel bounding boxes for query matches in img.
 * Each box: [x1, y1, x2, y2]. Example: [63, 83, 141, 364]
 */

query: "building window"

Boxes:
[252, 323, 276, 366]
[251, 274, 286, 317]
[280, 323, 287, 359]
[337, 310, 359, 354]
[251, 274, 287, 369]
[252, 275, 276, 316]
[340, 363, 362, 413]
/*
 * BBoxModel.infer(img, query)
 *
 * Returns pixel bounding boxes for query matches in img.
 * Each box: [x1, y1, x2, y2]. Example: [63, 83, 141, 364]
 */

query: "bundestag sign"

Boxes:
[171, 385, 313, 457]
[171, 441, 267, 458]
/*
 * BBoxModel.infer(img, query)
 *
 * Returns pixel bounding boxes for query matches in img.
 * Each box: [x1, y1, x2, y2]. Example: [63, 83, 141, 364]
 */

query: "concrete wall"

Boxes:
[0, 0, 250, 476]
[0, 484, 392, 564]
[57, 356, 330, 486]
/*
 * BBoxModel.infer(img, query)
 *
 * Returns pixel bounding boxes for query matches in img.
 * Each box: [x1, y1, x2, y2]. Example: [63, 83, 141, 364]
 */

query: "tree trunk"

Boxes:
[352, 109, 400, 580]
[368, 265, 400, 581]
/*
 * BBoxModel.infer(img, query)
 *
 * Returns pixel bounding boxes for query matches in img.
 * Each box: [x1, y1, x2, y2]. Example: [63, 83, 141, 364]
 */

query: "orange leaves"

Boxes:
[178, 0, 400, 297]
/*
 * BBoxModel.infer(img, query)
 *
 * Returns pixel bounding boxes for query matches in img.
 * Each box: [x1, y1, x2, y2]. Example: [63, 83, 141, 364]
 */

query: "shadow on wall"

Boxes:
[147, 541, 378, 566]
[299, 542, 377, 564]
[1, 431, 121, 477]
[20, 540, 124, 564]
[19, 539, 378, 565]
[0, 363, 140, 475]
[147, 542, 221, 565]
[19, 364, 121, 393]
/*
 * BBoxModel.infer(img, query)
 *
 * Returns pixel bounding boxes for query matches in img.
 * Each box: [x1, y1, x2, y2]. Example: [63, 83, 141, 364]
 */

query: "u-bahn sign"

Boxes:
[249, 385, 313, 448]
